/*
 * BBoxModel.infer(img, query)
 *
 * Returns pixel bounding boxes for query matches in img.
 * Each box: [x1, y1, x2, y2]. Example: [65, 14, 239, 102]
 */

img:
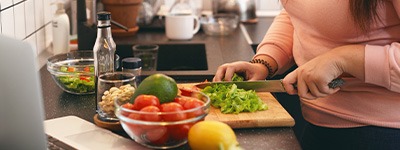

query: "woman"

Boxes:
[214, 0, 400, 149]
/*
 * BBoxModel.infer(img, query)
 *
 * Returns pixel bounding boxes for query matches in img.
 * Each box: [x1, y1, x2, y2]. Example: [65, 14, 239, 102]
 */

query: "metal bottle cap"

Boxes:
[97, 11, 111, 20]
[122, 57, 142, 69]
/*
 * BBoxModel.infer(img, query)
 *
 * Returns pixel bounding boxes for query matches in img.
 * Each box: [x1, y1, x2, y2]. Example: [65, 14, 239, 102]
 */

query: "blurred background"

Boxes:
[0, 0, 282, 68]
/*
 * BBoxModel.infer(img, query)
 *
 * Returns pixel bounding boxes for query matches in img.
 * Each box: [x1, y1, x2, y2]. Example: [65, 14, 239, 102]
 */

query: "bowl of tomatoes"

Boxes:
[115, 90, 210, 149]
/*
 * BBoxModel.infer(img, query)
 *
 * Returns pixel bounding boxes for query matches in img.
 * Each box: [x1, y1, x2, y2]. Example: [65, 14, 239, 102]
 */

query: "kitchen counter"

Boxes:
[40, 65, 301, 150]
[41, 17, 301, 149]
[242, 17, 275, 46]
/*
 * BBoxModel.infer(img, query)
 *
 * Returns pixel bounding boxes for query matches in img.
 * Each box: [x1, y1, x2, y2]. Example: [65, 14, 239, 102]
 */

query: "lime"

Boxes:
[188, 121, 242, 150]
[130, 73, 178, 103]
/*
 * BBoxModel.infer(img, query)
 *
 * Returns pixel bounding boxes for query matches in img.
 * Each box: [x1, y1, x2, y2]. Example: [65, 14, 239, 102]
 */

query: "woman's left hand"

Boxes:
[282, 45, 365, 100]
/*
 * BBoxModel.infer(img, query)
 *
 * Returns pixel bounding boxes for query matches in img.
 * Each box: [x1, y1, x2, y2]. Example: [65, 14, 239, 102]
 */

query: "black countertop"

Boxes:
[112, 22, 255, 83]
[41, 17, 301, 150]
[40, 66, 300, 150]
[242, 17, 275, 45]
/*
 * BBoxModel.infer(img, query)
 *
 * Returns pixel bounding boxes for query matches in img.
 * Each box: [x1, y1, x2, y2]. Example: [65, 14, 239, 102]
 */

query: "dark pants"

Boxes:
[301, 122, 400, 150]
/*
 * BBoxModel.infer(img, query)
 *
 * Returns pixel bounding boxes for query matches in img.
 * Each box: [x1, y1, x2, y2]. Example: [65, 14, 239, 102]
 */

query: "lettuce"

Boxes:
[201, 83, 268, 114]
[231, 73, 244, 81]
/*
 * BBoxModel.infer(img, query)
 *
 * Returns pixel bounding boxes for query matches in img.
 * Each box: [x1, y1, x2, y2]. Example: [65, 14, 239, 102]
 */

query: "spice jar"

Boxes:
[122, 57, 142, 85]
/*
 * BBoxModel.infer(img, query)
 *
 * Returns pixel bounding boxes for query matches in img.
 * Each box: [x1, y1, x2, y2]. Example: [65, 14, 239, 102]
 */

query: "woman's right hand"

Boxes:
[213, 61, 269, 81]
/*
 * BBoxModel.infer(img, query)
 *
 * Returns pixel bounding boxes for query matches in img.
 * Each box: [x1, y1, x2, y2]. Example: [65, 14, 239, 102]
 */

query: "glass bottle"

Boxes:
[93, 11, 116, 77]
[93, 11, 116, 121]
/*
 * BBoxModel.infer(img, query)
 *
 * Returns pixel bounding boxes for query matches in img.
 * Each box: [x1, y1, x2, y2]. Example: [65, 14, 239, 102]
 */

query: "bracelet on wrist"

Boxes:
[250, 58, 277, 78]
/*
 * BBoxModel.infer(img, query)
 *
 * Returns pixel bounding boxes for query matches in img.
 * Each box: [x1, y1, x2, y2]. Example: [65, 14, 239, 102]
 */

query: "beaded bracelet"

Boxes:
[250, 58, 277, 78]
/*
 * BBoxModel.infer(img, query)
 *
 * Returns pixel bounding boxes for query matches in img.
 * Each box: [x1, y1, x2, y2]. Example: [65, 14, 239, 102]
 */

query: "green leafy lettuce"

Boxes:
[201, 83, 268, 114]
[58, 66, 95, 93]
[231, 73, 244, 81]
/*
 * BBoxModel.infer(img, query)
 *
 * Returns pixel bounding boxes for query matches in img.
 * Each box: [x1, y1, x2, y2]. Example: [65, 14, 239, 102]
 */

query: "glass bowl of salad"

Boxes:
[47, 51, 96, 95]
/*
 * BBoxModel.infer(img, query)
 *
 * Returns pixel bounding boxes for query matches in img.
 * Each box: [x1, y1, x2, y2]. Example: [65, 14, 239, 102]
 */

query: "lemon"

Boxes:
[188, 121, 242, 150]
[130, 73, 178, 103]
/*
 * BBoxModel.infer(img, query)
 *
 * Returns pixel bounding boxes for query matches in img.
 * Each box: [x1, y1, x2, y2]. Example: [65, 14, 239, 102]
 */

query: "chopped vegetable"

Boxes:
[83, 66, 90, 72]
[231, 73, 244, 81]
[201, 83, 267, 114]
[57, 66, 95, 93]
[67, 67, 75, 72]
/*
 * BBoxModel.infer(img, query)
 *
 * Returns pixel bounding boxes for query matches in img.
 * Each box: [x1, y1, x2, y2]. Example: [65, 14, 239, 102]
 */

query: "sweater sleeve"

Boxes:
[365, 43, 400, 92]
[254, 9, 295, 75]
[364, 0, 400, 92]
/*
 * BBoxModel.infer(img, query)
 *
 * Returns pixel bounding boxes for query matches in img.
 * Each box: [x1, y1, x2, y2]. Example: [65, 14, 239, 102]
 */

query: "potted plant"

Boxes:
[102, 0, 143, 36]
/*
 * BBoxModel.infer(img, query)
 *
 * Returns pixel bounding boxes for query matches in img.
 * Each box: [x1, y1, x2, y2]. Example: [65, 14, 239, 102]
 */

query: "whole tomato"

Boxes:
[127, 112, 141, 120]
[143, 126, 168, 145]
[134, 95, 161, 110]
[140, 106, 162, 121]
[168, 123, 193, 141]
[173, 97, 191, 106]
[183, 98, 205, 118]
[160, 102, 187, 121]
[121, 103, 135, 116]
[122, 103, 135, 110]
[125, 123, 144, 138]
[183, 98, 205, 110]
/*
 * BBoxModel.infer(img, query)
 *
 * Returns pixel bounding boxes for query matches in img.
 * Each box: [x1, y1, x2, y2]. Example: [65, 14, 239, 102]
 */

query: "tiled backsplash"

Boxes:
[0, 0, 56, 57]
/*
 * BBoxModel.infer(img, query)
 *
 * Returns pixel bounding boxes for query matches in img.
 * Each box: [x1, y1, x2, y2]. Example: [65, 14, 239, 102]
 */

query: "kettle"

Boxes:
[212, 0, 257, 23]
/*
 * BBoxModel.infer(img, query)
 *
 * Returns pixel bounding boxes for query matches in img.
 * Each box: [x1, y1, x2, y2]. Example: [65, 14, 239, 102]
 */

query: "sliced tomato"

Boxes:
[179, 88, 194, 96]
[67, 67, 75, 72]
[83, 66, 90, 72]
[79, 75, 91, 82]
[160, 102, 186, 121]
[133, 95, 161, 110]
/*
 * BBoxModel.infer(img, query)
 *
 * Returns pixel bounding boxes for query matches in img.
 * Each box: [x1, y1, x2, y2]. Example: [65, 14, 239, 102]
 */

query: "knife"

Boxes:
[195, 78, 345, 92]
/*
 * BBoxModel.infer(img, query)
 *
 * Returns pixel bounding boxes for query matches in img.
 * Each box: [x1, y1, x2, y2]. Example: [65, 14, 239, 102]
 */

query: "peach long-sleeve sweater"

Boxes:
[255, 0, 400, 128]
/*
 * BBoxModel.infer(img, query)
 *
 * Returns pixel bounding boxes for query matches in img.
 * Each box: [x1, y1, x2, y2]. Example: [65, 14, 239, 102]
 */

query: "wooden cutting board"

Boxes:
[178, 84, 295, 129]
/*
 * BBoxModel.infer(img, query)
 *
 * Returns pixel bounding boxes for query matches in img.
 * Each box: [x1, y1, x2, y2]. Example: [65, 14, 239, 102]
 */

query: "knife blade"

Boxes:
[195, 78, 345, 92]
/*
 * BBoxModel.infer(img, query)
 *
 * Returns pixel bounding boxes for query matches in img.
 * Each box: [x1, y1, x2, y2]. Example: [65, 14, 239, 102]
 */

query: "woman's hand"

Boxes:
[213, 61, 269, 81]
[282, 45, 365, 100]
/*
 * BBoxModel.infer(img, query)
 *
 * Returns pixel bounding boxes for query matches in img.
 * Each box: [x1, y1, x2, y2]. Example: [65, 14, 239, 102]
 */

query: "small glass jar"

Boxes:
[122, 57, 142, 85]
[97, 72, 136, 121]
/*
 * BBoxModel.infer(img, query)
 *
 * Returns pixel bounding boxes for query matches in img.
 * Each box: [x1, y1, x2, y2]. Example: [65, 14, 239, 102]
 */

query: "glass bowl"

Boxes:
[200, 13, 239, 36]
[47, 51, 120, 95]
[47, 51, 95, 95]
[115, 91, 211, 149]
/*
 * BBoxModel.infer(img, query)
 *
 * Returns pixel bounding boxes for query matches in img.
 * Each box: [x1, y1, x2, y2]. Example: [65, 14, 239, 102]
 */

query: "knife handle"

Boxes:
[292, 78, 345, 89]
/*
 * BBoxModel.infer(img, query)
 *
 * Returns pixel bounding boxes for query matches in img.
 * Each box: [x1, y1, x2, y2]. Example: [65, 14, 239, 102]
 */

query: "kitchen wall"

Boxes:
[0, 0, 58, 57]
